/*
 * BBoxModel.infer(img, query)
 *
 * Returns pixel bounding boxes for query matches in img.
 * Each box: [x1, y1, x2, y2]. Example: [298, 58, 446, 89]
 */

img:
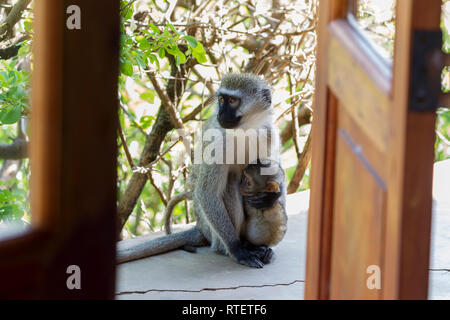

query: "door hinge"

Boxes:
[410, 30, 445, 112]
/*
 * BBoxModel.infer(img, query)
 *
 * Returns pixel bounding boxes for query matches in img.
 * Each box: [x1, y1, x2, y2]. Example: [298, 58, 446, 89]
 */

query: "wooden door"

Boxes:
[0, 1, 119, 299]
[305, 0, 446, 299]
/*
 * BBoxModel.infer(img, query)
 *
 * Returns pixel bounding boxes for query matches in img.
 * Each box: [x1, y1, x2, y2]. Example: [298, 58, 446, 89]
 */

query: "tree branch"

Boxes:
[281, 106, 312, 145]
[148, 72, 184, 130]
[287, 131, 312, 194]
[118, 117, 135, 169]
[117, 57, 197, 235]
[182, 96, 214, 123]
[117, 108, 173, 234]
[147, 170, 167, 206]
[0, 0, 31, 42]
[0, 138, 28, 160]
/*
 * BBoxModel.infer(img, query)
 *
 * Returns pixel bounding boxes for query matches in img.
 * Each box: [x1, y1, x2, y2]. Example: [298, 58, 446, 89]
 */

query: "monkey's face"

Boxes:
[216, 74, 273, 130]
[240, 165, 279, 196]
[217, 93, 242, 128]
[240, 172, 258, 196]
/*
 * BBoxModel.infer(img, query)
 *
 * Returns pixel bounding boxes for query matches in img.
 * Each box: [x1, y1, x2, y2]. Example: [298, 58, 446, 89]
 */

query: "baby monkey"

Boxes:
[240, 159, 287, 264]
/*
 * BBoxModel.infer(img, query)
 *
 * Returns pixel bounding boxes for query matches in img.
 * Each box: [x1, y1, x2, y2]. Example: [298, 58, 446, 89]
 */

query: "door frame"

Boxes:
[0, 0, 119, 299]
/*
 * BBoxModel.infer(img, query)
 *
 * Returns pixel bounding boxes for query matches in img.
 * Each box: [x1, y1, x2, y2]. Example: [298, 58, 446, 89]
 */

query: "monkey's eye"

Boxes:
[228, 97, 240, 108]
[218, 96, 224, 105]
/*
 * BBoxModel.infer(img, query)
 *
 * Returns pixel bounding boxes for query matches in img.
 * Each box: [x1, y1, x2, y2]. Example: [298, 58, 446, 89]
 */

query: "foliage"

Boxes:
[119, 1, 207, 76]
[0, 37, 31, 125]
[0, 178, 29, 223]
[436, 1, 450, 160]
[435, 108, 450, 161]
[0, 61, 30, 125]
[0, 1, 32, 227]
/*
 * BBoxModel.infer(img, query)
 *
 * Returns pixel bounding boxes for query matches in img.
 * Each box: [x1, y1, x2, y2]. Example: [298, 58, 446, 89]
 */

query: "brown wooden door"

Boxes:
[305, 0, 445, 299]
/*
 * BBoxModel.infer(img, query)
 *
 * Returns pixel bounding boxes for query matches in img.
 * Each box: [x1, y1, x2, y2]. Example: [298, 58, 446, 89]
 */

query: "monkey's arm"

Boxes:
[244, 192, 282, 210]
[195, 164, 264, 268]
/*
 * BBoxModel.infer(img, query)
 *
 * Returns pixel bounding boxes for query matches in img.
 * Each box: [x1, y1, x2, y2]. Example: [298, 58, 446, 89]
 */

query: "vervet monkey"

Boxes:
[240, 159, 287, 263]
[117, 73, 280, 268]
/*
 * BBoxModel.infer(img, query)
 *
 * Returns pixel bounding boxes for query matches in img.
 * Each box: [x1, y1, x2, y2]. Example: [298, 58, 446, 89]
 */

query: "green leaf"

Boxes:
[140, 91, 155, 103]
[121, 61, 133, 76]
[135, 55, 147, 69]
[24, 19, 33, 33]
[158, 47, 165, 58]
[165, 45, 179, 56]
[177, 51, 186, 64]
[0, 189, 11, 202]
[136, 35, 151, 50]
[139, 40, 151, 51]
[140, 115, 155, 130]
[0, 105, 21, 125]
[0, 205, 13, 217]
[162, 26, 170, 38]
[149, 23, 161, 35]
[148, 53, 160, 69]
[192, 50, 207, 63]
[192, 42, 205, 53]
[167, 23, 180, 35]
[121, 1, 134, 20]
[191, 42, 207, 63]
[183, 35, 198, 48]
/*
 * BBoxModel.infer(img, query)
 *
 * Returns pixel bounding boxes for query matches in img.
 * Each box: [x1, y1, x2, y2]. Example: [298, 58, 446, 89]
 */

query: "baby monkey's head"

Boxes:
[240, 159, 281, 197]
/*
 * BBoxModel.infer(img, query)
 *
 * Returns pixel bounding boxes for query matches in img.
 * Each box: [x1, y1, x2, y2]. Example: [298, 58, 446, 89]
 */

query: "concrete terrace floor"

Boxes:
[116, 160, 450, 300]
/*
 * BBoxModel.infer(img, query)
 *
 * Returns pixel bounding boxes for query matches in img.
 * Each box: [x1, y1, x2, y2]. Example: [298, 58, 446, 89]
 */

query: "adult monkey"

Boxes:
[117, 73, 280, 268]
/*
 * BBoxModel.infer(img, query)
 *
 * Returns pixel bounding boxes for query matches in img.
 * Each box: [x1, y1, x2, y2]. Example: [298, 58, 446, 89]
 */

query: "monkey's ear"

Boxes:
[265, 181, 279, 193]
[261, 88, 271, 105]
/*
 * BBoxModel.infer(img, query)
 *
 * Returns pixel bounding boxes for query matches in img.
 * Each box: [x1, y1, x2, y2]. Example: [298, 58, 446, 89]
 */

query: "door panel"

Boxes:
[330, 127, 386, 299]
[327, 20, 391, 153]
[337, 104, 386, 181]
[306, 0, 442, 299]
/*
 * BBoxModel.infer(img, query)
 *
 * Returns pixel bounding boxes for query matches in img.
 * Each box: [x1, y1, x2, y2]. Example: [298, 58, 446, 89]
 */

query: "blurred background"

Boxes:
[0, 0, 448, 239]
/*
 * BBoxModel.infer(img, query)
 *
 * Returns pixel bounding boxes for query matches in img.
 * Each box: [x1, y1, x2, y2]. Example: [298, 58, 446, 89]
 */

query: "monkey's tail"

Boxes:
[117, 226, 206, 264]
[164, 191, 192, 235]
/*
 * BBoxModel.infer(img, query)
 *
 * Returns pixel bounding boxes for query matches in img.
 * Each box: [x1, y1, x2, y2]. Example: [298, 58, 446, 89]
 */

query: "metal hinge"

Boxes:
[410, 30, 446, 111]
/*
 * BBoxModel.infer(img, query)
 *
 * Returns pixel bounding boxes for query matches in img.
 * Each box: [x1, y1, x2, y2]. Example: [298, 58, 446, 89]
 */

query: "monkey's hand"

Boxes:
[243, 241, 274, 264]
[232, 241, 264, 268]
[244, 192, 281, 210]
